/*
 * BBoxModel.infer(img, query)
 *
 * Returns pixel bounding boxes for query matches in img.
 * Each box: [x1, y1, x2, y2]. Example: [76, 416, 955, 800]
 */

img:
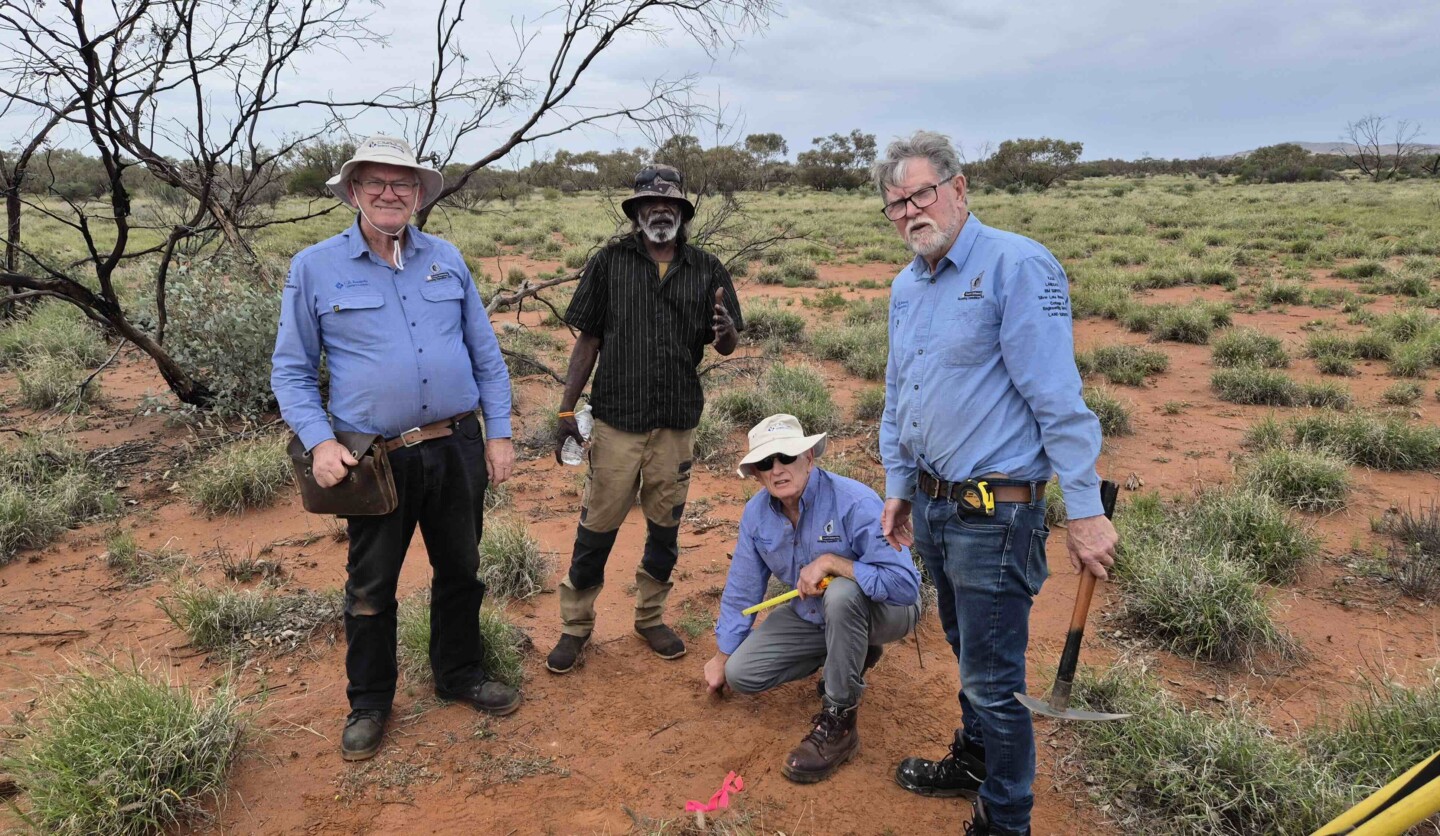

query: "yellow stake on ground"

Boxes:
[742, 578, 830, 616]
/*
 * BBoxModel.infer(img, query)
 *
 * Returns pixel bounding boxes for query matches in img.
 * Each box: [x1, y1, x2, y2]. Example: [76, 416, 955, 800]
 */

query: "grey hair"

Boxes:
[872, 130, 964, 194]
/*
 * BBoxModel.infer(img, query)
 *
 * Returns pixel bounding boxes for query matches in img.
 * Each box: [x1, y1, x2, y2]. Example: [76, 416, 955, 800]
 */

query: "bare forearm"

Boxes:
[561, 332, 601, 410]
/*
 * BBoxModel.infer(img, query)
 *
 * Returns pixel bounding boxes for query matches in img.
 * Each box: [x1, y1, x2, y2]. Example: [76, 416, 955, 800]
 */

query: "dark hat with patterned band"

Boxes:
[620, 164, 695, 222]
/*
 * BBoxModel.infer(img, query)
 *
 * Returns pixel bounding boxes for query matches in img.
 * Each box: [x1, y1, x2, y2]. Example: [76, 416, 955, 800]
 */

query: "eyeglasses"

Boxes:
[753, 452, 799, 472]
[635, 167, 683, 189]
[355, 179, 419, 198]
[881, 178, 952, 221]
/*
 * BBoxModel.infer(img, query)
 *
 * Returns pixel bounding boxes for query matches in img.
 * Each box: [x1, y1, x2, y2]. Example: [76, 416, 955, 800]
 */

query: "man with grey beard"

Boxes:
[546, 164, 744, 674]
[874, 131, 1118, 835]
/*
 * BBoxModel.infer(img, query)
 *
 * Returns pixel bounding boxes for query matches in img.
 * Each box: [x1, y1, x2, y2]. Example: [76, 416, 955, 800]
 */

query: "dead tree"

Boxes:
[1339, 115, 1425, 182]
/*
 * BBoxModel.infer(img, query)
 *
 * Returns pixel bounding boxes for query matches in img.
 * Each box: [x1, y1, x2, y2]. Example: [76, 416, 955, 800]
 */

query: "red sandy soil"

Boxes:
[1, 263, 1437, 835]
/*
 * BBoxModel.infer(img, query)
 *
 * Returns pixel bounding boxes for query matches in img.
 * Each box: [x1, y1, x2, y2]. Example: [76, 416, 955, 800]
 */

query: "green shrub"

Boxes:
[159, 586, 341, 657]
[1076, 344, 1170, 385]
[151, 257, 282, 417]
[0, 300, 107, 368]
[1304, 675, 1440, 794]
[853, 385, 886, 422]
[1083, 387, 1132, 437]
[693, 404, 737, 462]
[183, 436, 291, 516]
[0, 437, 114, 564]
[1258, 282, 1306, 306]
[843, 297, 889, 325]
[477, 515, 550, 600]
[16, 354, 99, 410]
[0, 660, 244, 836]
[397, 592, 528, 687]
[1211, 368, 1298, 406]
[743, 304, 806, 344]
[809, 321, 888, 379]
[1376, 501, 1440, 600]
[1288, 412, 1440, 470]
[1336, 260, 1386, 279]
[810, 290, 847, 311]
[1186, 489, 1318, 582]
[1313, 353, 1358, 376]
[1387, 340, 1432, 378]
[1150, 303, 1226, 344]
[1351, 332, 1394, 360]
[1298, 381, 1352, 410]
[1212, 328, 1289, 369]
[1240, 447, 1349, 512]
[1380, 381, 1423, 406]
[710, 363, 840, 435]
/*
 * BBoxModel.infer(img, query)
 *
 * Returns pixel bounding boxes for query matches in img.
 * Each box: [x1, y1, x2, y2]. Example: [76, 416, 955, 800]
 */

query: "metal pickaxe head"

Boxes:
[1015, 675, 1130, 721]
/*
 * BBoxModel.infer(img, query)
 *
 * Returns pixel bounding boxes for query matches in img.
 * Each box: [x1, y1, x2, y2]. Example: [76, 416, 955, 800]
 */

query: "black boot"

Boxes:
[895, 728, 986, 798]
[341, 708, 388, 762]
[782, 702, 860, 784]
[963, 797, 1029, 836]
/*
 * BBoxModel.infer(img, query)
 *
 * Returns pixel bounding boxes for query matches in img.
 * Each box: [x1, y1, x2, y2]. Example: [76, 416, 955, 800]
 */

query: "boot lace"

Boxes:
[801, 709, 844, 747]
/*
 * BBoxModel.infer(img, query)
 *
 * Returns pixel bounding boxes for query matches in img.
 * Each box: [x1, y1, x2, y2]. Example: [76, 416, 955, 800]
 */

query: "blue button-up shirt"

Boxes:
[271, 219, 512, 450]
[714, 469, 920, 655]
[880, 214, 1103, 519]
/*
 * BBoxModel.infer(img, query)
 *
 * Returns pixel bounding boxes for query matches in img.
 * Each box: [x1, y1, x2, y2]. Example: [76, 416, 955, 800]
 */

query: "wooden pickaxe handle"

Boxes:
[1048, 479, 1119, 713]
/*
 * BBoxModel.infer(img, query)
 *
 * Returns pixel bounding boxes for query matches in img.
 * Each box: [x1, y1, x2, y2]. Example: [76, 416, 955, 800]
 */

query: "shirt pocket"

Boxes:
[316, 292, 386, 345]
[419, 277, 466, 303]
[941, 302, 1001, 367]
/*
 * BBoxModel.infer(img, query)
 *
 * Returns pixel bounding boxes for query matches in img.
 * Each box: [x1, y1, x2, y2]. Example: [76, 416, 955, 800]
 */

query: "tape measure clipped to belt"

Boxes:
[957, 479, 996, 516]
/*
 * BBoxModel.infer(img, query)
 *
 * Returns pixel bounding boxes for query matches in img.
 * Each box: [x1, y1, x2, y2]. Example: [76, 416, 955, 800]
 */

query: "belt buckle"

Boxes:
[400, 426, 424, 447]
[925, 473, 943, 501]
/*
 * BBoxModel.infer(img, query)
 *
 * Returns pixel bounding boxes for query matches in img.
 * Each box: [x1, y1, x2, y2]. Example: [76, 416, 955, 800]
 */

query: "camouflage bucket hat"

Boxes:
[621, 164, 695, 222]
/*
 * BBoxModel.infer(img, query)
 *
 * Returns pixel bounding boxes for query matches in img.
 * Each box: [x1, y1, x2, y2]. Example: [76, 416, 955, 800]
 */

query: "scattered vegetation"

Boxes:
[1083, 387, 1133, 437]
[808, 321, 888, 379]
[397, 591, 528, 687]
[477, 514, 551, 600]
[159, 586, 341, 658]
[1239, 447, 1350, 511]
[183, 436, 291, 516]
[0, 436, 115, 564]
[1211, 328, 1289, 369]
[1076, 344, 1170, 385]
[1211, 368, 1299, 406]
[710, 362, 841, 434]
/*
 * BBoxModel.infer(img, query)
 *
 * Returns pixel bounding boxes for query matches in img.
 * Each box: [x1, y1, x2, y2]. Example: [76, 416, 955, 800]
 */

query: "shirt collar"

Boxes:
[345, 216, 431, 261]
[910, 213, 984, 281]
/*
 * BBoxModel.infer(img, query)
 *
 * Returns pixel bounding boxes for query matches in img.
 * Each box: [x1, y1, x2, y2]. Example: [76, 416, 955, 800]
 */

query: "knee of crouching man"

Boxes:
[821, 576, 864, 613]
[723, 657, 762, 695]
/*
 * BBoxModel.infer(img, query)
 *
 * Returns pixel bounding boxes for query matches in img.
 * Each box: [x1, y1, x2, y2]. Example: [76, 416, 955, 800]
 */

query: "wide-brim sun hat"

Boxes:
[737, 413, 827, 478]
[327, 135, 444, 210]
[621, 164, 696, 222]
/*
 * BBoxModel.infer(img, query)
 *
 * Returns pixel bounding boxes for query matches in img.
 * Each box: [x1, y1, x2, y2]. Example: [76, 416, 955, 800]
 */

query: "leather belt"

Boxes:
[381, 412, 476, 453]
[917, 471, 1044, 505]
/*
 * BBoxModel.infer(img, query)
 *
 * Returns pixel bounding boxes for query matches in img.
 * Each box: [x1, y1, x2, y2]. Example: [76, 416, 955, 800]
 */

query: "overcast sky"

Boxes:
[11, 0, 1440, 163]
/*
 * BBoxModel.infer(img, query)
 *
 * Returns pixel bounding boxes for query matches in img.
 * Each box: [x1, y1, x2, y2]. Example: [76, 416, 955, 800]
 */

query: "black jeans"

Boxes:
[343, 413, 488, 711]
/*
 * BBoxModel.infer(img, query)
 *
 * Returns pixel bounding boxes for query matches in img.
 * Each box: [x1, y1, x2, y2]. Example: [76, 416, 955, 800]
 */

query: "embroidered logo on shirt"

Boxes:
[818, 519, 840, 543]
[335, 278, 369, 291]
[962, 271, 985, 300]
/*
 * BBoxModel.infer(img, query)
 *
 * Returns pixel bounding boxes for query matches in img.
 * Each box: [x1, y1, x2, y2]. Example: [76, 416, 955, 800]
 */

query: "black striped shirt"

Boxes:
[566, 234, 743, 433]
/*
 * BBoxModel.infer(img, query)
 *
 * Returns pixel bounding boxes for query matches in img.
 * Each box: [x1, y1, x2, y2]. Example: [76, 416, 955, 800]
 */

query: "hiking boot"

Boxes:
[781, 703, 859, 784]
[546, 633, 590, 674]
[895, 729, 986, 798]
[634, 623, 686, 659]
[816, 644, 886, 699]
[963, 797, 1029, 836]
[435, 677, 521, 715]
[341, 708, 388, 762]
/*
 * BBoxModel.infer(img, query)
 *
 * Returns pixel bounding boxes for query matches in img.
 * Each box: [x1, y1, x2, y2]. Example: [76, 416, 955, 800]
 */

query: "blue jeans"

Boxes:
[912, 488, 1049, 833]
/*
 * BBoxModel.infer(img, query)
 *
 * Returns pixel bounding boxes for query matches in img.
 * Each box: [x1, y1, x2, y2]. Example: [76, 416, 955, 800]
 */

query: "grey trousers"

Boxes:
[723, 577, 919, 707]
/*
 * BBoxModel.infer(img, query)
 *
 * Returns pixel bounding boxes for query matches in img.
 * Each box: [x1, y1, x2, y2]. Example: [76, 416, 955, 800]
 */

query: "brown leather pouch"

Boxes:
[287, 431, 398, 516]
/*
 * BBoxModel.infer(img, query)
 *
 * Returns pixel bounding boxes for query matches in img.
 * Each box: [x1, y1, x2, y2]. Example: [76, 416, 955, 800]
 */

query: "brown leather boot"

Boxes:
[781, 703, 859, 784]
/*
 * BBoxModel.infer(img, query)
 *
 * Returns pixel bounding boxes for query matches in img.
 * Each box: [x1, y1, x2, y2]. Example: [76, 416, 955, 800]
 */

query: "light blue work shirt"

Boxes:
[271, 218, 512, 450]
[714, 468, 921, 655]
[880, 214, 1103, 519]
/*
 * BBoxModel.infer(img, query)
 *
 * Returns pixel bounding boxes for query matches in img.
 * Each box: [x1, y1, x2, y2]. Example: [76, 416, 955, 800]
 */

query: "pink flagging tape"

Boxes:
[684, 771, 745, 813]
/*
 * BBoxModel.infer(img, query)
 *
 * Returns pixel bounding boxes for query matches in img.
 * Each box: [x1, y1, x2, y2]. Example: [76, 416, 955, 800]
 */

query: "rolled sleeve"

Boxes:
[999, 256, 1103, 519]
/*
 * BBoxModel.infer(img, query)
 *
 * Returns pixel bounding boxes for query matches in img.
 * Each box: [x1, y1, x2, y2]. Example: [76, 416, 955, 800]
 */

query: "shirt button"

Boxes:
[411, 322, 416, 327]
[912, 421, 918, 427]
[422, 404, 429, 410]
[402, 295, 407, 300]
[929, 278, 936, 284]
[913, 384, 919, 390]
[422, 378, 428, 384]
[418, 348, 424, 353]
[917, 349, 924, 355]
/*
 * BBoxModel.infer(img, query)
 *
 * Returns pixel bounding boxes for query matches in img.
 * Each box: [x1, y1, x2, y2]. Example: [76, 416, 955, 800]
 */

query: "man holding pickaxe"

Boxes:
[874, 131, 1119, 835]
[702, 414, 921, 784]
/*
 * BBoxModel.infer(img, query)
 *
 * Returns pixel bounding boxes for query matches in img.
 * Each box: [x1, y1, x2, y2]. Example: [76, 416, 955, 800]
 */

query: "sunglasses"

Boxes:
[635, 167, 683, 189]
[753, 452, 799, 472]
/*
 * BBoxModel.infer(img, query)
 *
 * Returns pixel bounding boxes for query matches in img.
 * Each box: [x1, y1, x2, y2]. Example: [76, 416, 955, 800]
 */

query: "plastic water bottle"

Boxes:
[560, 404, 593, 466]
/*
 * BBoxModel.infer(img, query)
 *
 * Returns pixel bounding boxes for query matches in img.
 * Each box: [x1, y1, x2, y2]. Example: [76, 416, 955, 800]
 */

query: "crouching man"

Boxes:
[701, 414, 920, 783]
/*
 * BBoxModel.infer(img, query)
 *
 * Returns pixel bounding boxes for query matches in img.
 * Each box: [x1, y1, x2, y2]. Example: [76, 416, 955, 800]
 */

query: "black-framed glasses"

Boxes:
[881, 178, 951, 221]
[355, 178, 419, 197]
[635, 167, 683, 189]
[754, 452, 799, 472]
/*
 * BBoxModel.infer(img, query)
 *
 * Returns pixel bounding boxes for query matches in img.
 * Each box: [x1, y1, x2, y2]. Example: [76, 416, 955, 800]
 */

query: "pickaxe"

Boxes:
[1014, 479, 1129, 722]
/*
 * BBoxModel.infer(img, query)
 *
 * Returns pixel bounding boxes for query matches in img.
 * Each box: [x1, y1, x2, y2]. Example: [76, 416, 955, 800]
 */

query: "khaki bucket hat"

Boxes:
[737, 414, 828, 478]
[327, 135, 444, 210]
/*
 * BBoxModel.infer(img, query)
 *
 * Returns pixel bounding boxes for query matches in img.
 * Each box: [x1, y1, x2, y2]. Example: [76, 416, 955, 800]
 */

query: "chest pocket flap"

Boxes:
[319, 292, 384, 316]
[420, 277, 465, 302]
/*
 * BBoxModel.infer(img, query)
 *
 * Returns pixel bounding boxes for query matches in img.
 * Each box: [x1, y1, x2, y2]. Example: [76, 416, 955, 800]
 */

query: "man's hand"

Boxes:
[797, 556, 832, 599]
[703, 652, 730, 696]
[311, 439, 359, 489]
[1066, 514, 1119, 581]
[712, 288, 736, 341]
[882, 498, 914, 550]
[554, 413, 583, 464]
[486, 438, 515, 485]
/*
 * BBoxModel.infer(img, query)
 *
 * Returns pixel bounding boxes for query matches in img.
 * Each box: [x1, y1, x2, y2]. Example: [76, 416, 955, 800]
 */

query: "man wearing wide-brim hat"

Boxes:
[701, 414, 921, 785]
[546, 164, 744, 674]
[272, 135, 520, 762]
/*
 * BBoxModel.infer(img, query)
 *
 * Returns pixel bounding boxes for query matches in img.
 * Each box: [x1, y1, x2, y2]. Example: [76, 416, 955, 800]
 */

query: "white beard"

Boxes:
[906, 216, 960, 259]
[640, 216, 679, 244]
